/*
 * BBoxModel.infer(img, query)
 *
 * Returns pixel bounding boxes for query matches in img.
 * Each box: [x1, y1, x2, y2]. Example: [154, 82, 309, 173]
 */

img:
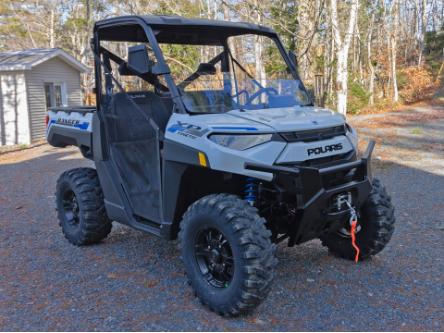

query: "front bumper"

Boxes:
[245, 140, 375, 245]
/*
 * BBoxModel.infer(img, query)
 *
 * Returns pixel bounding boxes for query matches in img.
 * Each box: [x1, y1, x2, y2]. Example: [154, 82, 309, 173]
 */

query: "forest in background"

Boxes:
[1, 0, 444, 115]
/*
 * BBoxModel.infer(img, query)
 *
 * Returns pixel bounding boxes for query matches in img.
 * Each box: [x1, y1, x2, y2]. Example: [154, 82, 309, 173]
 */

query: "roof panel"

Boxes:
[96, 15, 274, 33]
[95, 15, 276, 44]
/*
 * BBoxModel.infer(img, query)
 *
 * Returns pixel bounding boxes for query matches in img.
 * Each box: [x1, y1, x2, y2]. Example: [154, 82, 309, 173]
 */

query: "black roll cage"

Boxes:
[92, 16, 185, 114]
[92, 15, 309, 116]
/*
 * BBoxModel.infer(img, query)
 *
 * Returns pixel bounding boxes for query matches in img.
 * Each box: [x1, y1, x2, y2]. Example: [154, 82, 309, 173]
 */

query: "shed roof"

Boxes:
[0, 48, 88, 72]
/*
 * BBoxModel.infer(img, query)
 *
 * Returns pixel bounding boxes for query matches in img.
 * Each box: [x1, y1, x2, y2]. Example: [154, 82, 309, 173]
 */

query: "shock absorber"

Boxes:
[244, 177, 258, 206]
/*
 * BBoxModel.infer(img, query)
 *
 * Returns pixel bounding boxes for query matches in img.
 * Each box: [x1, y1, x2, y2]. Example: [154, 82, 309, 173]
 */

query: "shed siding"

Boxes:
[0, 71, 30, 145]
[26, 57, 82, 142]
[0, 75, 3, 144]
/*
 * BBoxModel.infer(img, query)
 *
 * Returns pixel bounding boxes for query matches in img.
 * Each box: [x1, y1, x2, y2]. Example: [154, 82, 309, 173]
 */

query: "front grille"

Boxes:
[278, 151, 357, 169]
[303, 151, 356, 167]
[280, 125, 346, 142]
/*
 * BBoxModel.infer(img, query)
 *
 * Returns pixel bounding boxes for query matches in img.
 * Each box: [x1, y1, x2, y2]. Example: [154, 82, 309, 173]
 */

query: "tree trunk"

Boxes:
[297, 1, 310, 81]
[367, 12, 375, 105]
[390, 0, 399, 102]
[49, 9, 55, 48]
[417, 0, 427, 66]
[336, 48, 349, 114]
[330, 0, 359, 115]
[252, 1, 266, 89]
[223, 1, 237, 96]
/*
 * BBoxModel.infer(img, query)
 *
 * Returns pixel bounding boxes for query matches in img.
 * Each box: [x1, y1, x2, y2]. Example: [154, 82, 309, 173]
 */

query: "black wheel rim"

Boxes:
[194, 228, 234, 288]
[62, 189, 80, 226]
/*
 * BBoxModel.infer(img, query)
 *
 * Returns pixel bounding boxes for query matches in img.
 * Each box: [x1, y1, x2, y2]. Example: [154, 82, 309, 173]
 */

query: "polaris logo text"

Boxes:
[307, 143, 343, 156]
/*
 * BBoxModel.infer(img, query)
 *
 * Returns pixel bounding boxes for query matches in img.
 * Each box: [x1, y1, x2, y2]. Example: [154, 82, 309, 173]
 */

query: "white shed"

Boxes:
[0, 48, 88, 146]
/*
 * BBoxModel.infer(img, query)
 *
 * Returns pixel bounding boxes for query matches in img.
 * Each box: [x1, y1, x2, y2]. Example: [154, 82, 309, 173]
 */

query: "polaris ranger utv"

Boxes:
[47, 15, 395, 316]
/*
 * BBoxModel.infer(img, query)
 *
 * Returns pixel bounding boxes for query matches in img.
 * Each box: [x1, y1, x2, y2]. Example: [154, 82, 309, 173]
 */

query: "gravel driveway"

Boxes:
[0, 105, 443, 331]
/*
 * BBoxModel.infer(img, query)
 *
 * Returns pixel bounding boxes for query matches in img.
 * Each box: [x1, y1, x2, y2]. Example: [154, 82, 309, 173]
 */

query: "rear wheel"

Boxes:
[56, 168, 112, 246]
[321, 178, 395, 260]
[179, 194, 276, 316]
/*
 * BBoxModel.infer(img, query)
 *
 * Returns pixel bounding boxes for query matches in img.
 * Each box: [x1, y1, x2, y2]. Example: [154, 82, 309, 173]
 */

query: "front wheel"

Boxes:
[179, 194, 277, 316]
[321, 178, 395, 260]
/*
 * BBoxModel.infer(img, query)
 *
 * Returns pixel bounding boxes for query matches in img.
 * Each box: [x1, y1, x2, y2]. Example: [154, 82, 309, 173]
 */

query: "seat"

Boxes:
[126, 91, 173, 132]
[107, 91, 172, 142]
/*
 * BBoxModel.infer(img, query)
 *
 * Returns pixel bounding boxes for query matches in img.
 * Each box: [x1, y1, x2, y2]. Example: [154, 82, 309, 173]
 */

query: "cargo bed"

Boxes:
[46, 106, 95, 158]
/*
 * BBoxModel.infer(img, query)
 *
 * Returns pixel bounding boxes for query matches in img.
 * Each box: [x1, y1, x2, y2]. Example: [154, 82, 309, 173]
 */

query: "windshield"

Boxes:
[159, 34, 311, 113]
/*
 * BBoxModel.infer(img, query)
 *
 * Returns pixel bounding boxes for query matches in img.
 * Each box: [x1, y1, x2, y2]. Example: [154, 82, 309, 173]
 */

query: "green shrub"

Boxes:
[396, 71, 409, 90]
[347, 81, 370, 114]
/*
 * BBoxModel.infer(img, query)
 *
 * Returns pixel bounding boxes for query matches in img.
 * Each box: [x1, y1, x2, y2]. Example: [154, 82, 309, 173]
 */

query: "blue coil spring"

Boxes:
[244, 177, 257, 205]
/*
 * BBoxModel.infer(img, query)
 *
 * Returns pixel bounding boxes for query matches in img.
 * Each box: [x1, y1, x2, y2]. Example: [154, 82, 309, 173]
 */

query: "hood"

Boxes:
[227, 106, 345, 132]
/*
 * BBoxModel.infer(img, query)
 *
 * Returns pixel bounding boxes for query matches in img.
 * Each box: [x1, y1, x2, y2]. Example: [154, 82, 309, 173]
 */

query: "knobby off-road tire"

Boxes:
[321, 178, 395, 260]
[55, 167, 112, 246]
[179, 194, 277, 316]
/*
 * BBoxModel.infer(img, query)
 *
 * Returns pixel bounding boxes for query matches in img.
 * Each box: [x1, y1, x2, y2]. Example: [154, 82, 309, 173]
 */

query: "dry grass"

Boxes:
[0, 140, 46, 156]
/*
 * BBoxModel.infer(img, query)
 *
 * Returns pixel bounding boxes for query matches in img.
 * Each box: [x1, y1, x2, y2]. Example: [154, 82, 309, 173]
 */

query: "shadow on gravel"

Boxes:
[0, 149, 443, 331]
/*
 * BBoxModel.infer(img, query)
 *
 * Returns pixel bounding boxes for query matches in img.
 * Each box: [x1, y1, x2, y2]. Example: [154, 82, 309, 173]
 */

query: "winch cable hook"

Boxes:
[346, 201, 360, 263]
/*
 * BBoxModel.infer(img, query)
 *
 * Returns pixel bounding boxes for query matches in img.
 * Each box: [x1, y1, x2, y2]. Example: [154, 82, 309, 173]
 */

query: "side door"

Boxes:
[94, 30, 163, 225]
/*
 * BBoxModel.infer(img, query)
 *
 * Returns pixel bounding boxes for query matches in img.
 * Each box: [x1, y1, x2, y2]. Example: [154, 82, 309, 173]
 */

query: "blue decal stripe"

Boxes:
[74, 122, 89, 130]
[48, 119, 89, 130]
[167, 124, 183, 133]
[211, 126, 258, 131]
[46, 119, 56, 133]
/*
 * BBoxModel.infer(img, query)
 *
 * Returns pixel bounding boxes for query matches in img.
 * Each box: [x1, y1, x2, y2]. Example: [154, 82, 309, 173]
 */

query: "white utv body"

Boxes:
[47, 15, 395, 316]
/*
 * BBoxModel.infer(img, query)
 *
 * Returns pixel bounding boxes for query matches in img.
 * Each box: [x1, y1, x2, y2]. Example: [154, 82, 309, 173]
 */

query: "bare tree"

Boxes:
[390, 0, 399, 102]
[417, 0, 427, 66]
[49, 8, 55, 48]
[330, 0, 359, 115]
[367, 10, 376, 105]
[252, 0, 266, 88]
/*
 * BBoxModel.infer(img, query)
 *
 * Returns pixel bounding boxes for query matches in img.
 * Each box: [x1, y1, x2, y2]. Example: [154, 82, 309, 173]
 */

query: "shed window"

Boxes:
[44, 82, 67, 108]
[44, 84, 52, 108]
[54, 85, 63, 106]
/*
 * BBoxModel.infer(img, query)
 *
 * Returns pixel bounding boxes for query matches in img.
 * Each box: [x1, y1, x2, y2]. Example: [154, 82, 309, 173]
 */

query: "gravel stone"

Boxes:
[0, 105, 443, 331]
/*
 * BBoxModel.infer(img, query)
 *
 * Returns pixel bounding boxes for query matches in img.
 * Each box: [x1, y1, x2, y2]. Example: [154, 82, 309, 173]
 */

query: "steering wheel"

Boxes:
[245, 87, 278, 106]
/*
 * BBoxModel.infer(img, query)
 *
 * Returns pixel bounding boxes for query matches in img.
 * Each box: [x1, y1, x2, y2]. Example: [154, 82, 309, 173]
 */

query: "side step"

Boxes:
[132, 215, 172, 238]
[105, 200, 172, 239]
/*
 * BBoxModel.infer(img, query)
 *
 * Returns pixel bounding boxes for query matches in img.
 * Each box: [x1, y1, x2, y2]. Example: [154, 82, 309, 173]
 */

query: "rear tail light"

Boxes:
[45, 114, 49, 127]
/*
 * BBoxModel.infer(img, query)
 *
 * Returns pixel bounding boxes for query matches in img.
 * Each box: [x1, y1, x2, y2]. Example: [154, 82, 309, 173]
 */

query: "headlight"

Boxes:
[345, 123, 358, 148]
[209, 134, 272, 150]
[345, 123, 356, 136]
